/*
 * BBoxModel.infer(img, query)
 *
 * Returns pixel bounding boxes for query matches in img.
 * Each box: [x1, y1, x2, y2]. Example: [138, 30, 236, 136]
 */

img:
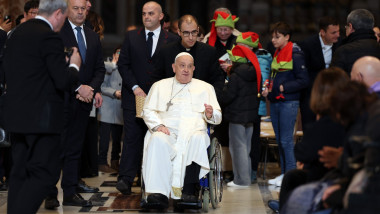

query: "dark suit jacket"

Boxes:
[59, 19, 105, 110]
[153, 40, 224, 86]
[118, 27, 178, 110]
[2, 19, 78, 133]
[299, 34, 340, 86]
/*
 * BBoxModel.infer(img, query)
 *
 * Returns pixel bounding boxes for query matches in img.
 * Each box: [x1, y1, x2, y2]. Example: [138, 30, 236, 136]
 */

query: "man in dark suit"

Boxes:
[154, 14, 224, 94]
[2, 0, 82, 213]
[116, 1, 178, 195]
[299, 16, 340, 134]
[45, 0, 105, 209]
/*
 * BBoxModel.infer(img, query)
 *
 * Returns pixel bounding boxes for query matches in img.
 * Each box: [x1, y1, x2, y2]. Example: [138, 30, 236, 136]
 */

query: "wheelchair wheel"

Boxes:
[202, 189, 209, 212]
[208, 137, 223, 209]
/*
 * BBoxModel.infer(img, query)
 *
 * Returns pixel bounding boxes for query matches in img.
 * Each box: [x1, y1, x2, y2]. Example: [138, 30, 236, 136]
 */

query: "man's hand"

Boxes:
[157, 125, 170, 135]
[318, 146, 343, 169]
[112, 52, 119, 64]
[204, 104, 213, 119]
[114, 90, 122, 99]
[94, 92, 102, 108]
[133, 87, 146, 97]
[0, 19, 12, 32]
[78, 85, 94, 103]
[69, 47, 82, 68]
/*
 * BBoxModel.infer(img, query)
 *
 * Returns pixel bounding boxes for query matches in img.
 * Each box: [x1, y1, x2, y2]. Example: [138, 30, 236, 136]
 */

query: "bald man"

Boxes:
[117, 1, 178, 195]
[351, 56, 380, 97]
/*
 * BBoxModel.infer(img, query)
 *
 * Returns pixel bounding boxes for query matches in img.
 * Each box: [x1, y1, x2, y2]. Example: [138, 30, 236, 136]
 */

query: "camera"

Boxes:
[3, 15, 11, 22]
[64, 47, 73, 58]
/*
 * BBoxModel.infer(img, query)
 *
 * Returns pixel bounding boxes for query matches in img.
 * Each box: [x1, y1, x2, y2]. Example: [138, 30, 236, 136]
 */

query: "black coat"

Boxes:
[117, 27, 178, 110]
[294, 116, 345, 181]
[59, 19, 105, 97]
[2, 19, 78, 133]
[221, 63, 259, 124]
[331, 29, 380, 75]
[153, 40, 224, 98]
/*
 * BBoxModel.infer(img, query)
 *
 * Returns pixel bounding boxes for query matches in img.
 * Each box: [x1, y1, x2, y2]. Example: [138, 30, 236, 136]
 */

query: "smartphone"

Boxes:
[4, 15, 11, 22]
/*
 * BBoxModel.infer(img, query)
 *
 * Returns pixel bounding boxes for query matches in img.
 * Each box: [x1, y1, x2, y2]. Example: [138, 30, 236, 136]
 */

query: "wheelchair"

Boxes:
[140, 136, 224, 212]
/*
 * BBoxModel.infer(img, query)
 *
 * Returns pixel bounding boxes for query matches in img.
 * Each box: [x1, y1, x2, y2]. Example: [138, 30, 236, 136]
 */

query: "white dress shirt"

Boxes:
[319, 33, 333, 68]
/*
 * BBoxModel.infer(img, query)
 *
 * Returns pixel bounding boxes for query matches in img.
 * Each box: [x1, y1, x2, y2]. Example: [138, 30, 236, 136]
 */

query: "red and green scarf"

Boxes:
[271, 41, 293, 74]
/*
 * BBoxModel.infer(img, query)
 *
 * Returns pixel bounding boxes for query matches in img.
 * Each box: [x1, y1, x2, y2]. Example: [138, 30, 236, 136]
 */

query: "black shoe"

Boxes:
[44, 196, 60, 210]
[63, 193, 92, 207]
[76, 180, 99, 193]
[268, 200, 280, 213]
[116, 179, 131, 195]
[181, 193, 198, 203]
[147, 193, 169, 209]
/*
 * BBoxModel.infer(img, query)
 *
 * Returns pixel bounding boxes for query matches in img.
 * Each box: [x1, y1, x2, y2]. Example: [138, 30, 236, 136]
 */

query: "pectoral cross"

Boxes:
[166, 101, 173, 111]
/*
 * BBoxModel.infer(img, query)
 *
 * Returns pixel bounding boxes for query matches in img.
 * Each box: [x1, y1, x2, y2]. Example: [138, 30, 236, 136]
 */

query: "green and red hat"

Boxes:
[208, 11, 239, 47]
[236, 32, 262, 48]
[227, 45, 262, 96]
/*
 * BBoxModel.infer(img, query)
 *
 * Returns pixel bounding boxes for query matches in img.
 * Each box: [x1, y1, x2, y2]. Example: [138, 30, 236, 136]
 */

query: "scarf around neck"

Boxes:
[271, 41, 293, 74]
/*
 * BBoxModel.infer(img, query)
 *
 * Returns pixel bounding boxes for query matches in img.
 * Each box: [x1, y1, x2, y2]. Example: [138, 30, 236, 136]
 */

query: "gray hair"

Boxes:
[347, 9, 374, 30]
[38, 0, 68, 16]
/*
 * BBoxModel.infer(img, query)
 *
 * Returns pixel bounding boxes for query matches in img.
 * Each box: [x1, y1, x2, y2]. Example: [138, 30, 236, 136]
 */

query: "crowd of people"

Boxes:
[0, 0, 379, 213]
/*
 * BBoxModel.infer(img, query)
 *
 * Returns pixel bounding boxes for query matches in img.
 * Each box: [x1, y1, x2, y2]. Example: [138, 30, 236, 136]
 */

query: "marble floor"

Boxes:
[0, 163, 281, 214]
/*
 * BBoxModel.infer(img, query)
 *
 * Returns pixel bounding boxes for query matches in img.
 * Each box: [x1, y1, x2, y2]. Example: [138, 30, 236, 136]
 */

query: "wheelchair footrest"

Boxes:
[140, 200, 168, 210]
[175, 200, 202, 210]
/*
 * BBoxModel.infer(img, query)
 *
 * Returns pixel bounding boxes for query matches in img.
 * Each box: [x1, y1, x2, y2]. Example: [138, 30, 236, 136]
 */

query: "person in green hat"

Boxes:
[235, 32, 272, 183]
[220, 44, 262, 187]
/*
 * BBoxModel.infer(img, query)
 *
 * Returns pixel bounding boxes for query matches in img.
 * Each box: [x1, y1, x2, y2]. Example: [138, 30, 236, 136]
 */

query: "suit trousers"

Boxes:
[8, 133, 61, 214]
[98, 121, 123, 165]
[80, 116, 99, 177]
[118, 109, 146, 184]
[50, 98, 90, 197]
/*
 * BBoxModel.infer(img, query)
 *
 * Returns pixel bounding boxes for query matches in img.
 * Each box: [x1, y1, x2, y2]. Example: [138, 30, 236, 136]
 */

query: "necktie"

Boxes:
[147, 32, 154, 57]
[75, 26, 86, 63]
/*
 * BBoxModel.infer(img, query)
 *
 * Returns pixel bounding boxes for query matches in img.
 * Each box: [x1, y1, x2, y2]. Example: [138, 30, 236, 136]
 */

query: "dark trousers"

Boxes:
[50, 99, 90, 197]
[118, 109, 146, 184]
[250, 116, 261, 171]
[98, 121, 123, 165]
[279, 169, 308, 210]
[8, 133, 61, 214]
[0, 147, 11, 182]
[80, 116, 99, 177]
[182, 162, 201, 195]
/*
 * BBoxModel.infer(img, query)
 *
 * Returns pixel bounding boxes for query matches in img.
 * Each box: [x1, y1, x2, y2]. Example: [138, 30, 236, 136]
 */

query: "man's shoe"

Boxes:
[147, 193, 169, 209]
[76, 180, 99, 193]
[268, 200, 280, 213]
[99, 164, 117, 173]
[227, 181, 249, 188]
[116, 179, 131, 195]
[44, 196, 60, 210]
[181, 193, 198, 203]
[63, 193, 92, 207]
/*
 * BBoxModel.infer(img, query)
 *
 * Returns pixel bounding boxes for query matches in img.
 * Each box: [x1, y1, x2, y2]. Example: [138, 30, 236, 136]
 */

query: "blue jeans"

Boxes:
[270, 101, 299, 174]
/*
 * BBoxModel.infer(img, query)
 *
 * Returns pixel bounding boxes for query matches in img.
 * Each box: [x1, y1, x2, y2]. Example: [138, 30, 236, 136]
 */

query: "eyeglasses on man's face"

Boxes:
[181, 30, 198, 37]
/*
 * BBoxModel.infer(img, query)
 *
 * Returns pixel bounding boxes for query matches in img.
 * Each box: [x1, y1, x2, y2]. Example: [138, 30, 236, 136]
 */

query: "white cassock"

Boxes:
[142, 77, 222, 199]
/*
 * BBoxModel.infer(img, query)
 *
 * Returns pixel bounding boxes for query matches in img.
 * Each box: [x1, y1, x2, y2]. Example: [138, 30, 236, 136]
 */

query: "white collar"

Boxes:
[319, 33, 333, 49]
[36, 15, 53, 30]
[145, 25, 161, 36]
[68, 19, 84, 30]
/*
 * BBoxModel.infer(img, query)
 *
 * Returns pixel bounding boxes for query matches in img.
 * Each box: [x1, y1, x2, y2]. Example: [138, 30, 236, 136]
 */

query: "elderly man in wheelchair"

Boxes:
[140, 52, 222, 209]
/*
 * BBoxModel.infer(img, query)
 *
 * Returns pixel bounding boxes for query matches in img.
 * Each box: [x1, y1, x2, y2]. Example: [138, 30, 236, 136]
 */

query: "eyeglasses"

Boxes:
[344, 23, 350, 29]
[181, 30, 198, 37]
